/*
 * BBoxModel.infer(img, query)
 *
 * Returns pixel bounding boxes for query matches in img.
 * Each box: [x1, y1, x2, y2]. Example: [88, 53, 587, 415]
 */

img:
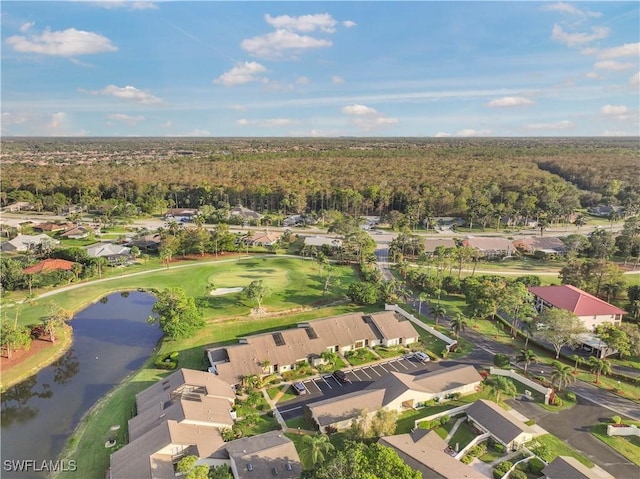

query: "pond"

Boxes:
[1, 292, 161, 478]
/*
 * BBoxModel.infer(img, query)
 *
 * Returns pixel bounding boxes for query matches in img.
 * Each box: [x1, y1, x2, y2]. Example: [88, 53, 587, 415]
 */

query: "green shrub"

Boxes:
[169, 351, 180, 360]
[509, 469, 527, 479]
[525, 419, 536, 426]
[552, 396, 564, 407]
[566, 392, 577, 402]
[426, 350, 439, 360]
[493, 442, 506, 453]
[611, 415, 622, 424]
[461, 455, 473, 465]
[528, 457, 545, 475]
[493, 460, 513, 479]
[440, 415, 451, 425]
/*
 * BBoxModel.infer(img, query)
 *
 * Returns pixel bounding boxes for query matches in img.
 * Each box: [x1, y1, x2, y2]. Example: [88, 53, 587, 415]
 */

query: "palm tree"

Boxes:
[299, 433, 334, 468]
[485, 376, 517, 403]
[43, 303, 73, 343]
[432, 303, 447, 326]
[570, 354, 581, 374]
[417, 292, 429, 316]
[550, 362, 574, 392]
[589, 357, 612, 384]
[450, 313, 467, 339]
[320, 350, 338, 367]
[521, 318, 535, 349]
[515, 349, 537, 375]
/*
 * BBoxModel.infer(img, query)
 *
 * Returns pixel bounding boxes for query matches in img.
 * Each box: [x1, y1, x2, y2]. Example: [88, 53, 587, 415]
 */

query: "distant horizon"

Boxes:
[2, 1, 638, 137]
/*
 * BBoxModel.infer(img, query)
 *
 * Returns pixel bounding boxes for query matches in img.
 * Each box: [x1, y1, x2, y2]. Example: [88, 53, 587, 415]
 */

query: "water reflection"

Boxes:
[0, 377, 52, 427]
[0, 292, 160, 477]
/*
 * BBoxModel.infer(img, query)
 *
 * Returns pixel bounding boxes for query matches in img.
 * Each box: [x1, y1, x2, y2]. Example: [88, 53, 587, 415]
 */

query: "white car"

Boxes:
[412, 352, 430, 363]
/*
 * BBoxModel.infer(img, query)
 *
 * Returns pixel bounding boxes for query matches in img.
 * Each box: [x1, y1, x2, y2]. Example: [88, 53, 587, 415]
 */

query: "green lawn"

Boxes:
[590, 421, 640, 466]
[2, 256, 362, 389]
[529, 434, 594, 468]
[285, 416, 315, 431]
[448, 420, 477, 450]
[374, 345, 408, 359]
[344, 348, 378, 366]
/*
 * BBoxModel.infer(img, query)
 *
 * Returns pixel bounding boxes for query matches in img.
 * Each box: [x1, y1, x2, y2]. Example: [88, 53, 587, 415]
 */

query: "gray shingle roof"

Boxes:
[542, 456, 614, 479]
[466, 399, 534, 444]
[225, 431, 302, 479]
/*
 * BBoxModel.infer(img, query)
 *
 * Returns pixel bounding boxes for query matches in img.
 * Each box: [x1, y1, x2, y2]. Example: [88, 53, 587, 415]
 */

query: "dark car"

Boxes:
[292, 382, 307, 395]
[333, 370, 350, 384]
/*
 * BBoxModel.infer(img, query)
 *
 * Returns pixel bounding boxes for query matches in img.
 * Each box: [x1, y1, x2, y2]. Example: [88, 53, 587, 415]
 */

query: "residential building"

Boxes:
[4, 201, 32, 212]
[243, 231, 281, 247]
[379, 429, 488, 479]
[543, 456, 614, 479]
[32, 222, 70, 233]
[461, 237, 515, 259]
[23, 258, 75, 275]
[225, 430, 302, 479]
[423, 238, 457, 253]
[528, 285, 626, 331]
[306, 364, 483, 432]
[302, 235, 342, 249]
[230, 205, 263, 221]
[85, 242, 131, 264]
[129, 233, 162, 252]
[512, 236, 567, 256]
[60, 225, 95, 239]
[207, 311, 419, 387]
[110, 369, 301, 479]
[465, 399, 534, 450]
[165, 208, 198, 222]
[0, 234, 59, 253]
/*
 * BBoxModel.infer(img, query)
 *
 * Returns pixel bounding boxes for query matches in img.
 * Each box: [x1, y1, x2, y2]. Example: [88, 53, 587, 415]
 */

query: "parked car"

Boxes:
[412, 351, 430, 363]
[292, 382, 307, 395]
[333, 370, 350, 383]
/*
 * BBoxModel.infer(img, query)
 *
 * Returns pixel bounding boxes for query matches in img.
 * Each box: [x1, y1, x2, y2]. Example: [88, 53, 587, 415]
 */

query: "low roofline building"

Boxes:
[542, 455, 614, 479]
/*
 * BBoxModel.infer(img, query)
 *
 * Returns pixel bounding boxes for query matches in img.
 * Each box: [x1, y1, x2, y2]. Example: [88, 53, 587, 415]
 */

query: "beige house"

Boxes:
[225, 430, 302, 479]
[208, 311, 419, 386]
[529, 285, 626, 331]
[380, 429, 489, 479]
[461, 237, 515, 259]
[465, 399, 534, 450]
[306, 364, 483, 432]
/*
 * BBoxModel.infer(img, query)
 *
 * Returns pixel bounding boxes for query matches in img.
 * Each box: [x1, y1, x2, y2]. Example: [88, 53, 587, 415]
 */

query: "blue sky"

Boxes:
[2, 1, 638, 137]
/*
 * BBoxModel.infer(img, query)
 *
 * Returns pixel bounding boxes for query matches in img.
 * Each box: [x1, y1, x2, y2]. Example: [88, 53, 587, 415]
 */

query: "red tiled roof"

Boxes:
[23, 258, 75, 274]
[528, 285, 626, 316]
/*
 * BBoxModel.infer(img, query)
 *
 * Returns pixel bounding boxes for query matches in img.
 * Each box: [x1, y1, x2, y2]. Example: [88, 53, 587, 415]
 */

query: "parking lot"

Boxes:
[276, 355, 433, 421]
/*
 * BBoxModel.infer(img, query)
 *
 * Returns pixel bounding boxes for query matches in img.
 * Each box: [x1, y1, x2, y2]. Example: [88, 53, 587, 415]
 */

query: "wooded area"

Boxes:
[1, 137, 638, 222]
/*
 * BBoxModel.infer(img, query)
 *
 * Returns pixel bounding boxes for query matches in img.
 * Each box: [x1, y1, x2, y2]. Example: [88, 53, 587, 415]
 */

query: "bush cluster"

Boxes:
[154, 351, 179, 370]
[492, 460, 513, 479]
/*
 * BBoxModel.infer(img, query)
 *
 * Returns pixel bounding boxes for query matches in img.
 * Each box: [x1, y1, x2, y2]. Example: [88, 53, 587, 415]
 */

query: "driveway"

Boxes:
[508, 397, 639, 479]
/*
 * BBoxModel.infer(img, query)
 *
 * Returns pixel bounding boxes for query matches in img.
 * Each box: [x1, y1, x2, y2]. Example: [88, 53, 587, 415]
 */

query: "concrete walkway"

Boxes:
[444, 417, 466, 443]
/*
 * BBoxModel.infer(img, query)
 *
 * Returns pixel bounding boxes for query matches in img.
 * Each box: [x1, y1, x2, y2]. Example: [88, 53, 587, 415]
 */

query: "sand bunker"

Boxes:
[210, 287, 244, 296]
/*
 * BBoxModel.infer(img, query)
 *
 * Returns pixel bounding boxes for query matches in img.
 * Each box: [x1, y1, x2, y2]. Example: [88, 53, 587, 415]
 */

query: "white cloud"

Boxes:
[236, 118, 298, 128]
[230, 105, 247, 112]
[585, 72, 601, 79]
[161, 120, 173, 129]
[341, 104, 398, 132]
[90, 84, 162, 104]
[525, 120, 574, 130]
[241, 29, 332, 59]
[456, 129, 491, 137]
[92, 1, 158, 10]
[6, 26, 117, 56]
[265, 13, 337, 33]
[434, 132, 451, 138]
[331, 75, 345, 84]
[551, 24, 609, 47]
[544, 2, 602, 18]
[296, 76, 311, 85]
[630, 72, 640, 87]
[214, 62, 267, 87]
[486, 96, 534, 108]
[19, 22, 34, 33]
[107, 113, 145, 125]
[601, 105, 631, 121]
[1, 111, 88, 136]
[175, 129, 210, 137]
[602, 130, 633, 137]
[343, 20, 357, 28]
[598, 43, 640, 59]
[594, 60, 634, 71]
[342, 104, 378, 116]
[601, 105, 629, 116]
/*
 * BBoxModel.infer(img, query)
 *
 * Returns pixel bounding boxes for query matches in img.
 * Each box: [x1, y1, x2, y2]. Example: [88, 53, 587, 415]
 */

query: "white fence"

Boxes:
[414, 404, 471, 430]
[490, 367, 553, 405]
[608, 424, 640, 437]
[385, 304, 458, 350]
[455, 432, 491, 460]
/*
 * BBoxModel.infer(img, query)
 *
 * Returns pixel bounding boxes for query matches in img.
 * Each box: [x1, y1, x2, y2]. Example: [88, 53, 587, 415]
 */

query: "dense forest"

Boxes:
[1, 137, 638, 222]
